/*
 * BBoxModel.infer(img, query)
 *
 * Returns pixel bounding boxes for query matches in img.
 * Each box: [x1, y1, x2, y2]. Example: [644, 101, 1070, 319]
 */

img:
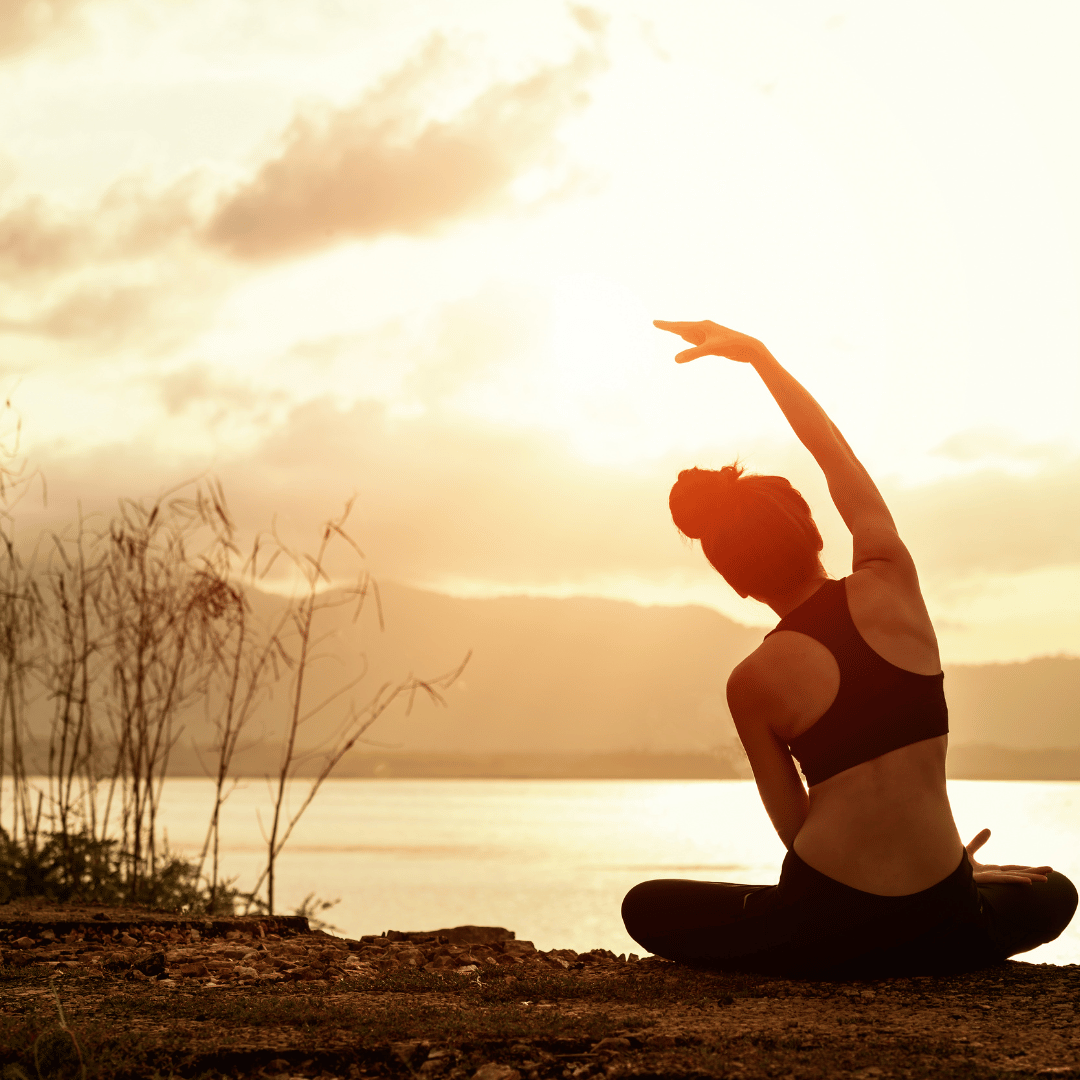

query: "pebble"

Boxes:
[591, 1038, 631, 1053]
[474, 1065, 520, 1080]
[1, 922, 643, 984]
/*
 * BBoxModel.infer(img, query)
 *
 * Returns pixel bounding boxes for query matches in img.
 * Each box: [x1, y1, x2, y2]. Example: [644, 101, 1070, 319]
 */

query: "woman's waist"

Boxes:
[794, 782, 964, 894]
[777, 842, 976, 916]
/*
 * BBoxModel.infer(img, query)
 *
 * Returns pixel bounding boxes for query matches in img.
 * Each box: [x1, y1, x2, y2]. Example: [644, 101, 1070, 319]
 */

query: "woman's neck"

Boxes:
[759, 570, 831, 618]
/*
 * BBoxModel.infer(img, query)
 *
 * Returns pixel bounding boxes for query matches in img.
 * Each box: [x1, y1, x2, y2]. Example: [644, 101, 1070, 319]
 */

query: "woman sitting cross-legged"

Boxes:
[622, 320, 1077, 977]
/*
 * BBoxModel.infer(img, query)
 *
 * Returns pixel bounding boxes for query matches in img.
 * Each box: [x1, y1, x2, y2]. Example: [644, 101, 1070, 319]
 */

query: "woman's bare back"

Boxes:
[749, 567, 965, 895]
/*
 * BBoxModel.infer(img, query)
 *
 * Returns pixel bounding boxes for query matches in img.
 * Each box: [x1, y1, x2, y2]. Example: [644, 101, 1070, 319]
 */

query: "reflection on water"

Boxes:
[145, 778, 1080, 963]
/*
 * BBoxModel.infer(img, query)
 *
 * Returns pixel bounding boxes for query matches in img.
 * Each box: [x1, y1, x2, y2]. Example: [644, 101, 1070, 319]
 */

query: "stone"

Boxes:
[473, 1065, 519, 1080]
[433, 926, 516, 946]
[645, 1034, 676, 1049]
[13, 937, 35, 950]
[392, 1041, 430, 1068]
[39, 930, 56, 941]
[235, 965, 258, 979]
[591, 1038, 631, 1053]
[132, 951, 166, 977]
[502, 940, 536, 957]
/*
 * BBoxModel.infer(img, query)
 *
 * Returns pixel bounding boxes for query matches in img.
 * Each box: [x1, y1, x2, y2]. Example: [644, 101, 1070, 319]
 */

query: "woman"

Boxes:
[622, 320, 1077, 976]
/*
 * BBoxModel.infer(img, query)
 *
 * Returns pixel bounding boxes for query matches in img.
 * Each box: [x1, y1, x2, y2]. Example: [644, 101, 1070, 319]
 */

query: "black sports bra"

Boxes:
[764, 577, 948, 786]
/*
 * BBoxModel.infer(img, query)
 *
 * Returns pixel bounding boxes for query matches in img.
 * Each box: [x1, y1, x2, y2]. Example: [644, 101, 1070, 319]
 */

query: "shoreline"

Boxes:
[2, 903, 1079, 1078]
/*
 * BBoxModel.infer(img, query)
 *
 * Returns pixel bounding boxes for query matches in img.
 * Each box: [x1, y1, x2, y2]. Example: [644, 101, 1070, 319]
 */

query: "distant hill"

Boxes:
[156, 581, 1080, 781]
[941, 658, 1080, 749]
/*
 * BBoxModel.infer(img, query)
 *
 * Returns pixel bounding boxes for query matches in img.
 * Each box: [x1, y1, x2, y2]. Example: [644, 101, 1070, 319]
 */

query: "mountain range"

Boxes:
[159, 581, 1080, 780]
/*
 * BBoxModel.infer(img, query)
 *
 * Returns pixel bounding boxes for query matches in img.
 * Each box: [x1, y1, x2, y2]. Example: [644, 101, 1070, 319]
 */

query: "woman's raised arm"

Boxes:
[655, 319, 911, 577]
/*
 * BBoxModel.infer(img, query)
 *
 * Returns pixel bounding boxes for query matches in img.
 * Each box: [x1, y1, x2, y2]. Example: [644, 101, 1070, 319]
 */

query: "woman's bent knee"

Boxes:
[621, 880, 673, 944]
[1044, 871, 1079, 939]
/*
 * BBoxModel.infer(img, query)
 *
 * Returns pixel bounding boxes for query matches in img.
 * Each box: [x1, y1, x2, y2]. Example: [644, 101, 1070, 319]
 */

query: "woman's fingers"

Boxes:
[654, 319, 701, 334]
[973, 863, 1051, 884]
[675, 344, 713, 364]
[965, 828, 991, 857]
[973, 870, 1036, 885]
[655, 320, 707, 348]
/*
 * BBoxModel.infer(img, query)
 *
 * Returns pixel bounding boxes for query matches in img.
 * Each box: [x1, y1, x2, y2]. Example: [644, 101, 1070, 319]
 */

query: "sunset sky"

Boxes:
[2, 0, 1078, 663]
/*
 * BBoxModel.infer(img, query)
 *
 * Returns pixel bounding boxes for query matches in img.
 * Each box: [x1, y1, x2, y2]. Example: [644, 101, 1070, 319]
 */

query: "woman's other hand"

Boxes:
[654, 320, 768, 365]
[966, 828, 1052, 885]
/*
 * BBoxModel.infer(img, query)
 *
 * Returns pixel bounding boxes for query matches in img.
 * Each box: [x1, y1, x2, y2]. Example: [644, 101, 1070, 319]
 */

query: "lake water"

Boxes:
[144, 778, 1080, 967]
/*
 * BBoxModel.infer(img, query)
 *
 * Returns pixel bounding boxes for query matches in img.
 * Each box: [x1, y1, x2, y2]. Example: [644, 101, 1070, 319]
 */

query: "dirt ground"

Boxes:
[1, 903, 1078, 1079]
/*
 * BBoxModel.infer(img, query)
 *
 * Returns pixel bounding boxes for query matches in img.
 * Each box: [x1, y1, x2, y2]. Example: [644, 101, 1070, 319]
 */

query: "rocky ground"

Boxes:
[1, 903, 1078, 1079]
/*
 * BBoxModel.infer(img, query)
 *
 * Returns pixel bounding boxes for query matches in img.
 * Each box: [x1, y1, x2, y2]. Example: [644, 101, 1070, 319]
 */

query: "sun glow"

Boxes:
[1, 1, 1078, 662]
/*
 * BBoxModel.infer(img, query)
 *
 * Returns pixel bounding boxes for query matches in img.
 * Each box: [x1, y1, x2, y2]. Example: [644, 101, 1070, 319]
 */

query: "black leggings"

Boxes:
[622, 850, 1078, 978]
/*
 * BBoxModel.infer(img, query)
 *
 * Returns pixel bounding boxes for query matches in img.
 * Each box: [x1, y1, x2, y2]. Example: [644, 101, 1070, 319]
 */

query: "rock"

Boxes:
[132, 951, 166, 977]
[235, 965, 258, 979]
[432, 926, 516, 946]
[501, 940, 536, 958]
[177, 962, 208, 978]
[473, 1065, 519, 1080]
[392, 1041, 430, 1068]
[120, 933, 139, 946]
[591, 1038, 631, 1053]
[645, 1034, 676, 1049]
[39, 930, 56, 941]
[13, 937, 35, 950]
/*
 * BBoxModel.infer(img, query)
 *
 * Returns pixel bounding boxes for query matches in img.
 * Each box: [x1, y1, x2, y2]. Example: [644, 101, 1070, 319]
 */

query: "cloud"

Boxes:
[0, 28, 603, 348]
[933, 427, 1068, 464]
[0, 0, 87, 59]
[24, 396, 675, 592]
[0, 175, 226, 348]
[0, 197, 91, 276]
[887, 461, 1080, 580]
[205, 36, 604, 261]
[24, 392, 1080, 600]
[0, 176, 200, 282]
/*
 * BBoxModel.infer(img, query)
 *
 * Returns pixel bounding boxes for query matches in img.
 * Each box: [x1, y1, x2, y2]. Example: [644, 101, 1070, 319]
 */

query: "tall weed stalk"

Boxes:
[1, 406, 468, 912]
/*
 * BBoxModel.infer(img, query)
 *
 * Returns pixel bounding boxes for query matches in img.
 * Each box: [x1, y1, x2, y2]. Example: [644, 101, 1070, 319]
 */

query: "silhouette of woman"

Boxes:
[622, 320, 1077, 975]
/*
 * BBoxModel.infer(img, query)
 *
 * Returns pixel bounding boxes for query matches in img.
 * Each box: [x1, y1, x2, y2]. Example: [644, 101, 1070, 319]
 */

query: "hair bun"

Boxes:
[669, 464, 744, 540]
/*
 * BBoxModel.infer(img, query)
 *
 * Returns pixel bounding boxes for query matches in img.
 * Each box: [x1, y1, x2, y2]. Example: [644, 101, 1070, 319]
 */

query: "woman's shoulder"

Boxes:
[844, 568, 941, 675]
[727, 635, 840, 740]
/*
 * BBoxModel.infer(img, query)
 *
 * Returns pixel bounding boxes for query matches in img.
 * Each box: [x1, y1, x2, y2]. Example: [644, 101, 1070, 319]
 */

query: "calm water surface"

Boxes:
[152, 778, 1080, 965]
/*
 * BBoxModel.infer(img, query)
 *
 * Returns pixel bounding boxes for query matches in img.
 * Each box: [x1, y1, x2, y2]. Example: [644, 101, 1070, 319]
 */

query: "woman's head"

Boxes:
[669, 463, 823, 599]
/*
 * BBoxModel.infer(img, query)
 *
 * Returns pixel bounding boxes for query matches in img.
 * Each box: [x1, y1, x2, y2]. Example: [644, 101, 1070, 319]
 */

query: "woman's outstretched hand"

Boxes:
[654, 320, 768, 365]
[966, 828, 1052, 886]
